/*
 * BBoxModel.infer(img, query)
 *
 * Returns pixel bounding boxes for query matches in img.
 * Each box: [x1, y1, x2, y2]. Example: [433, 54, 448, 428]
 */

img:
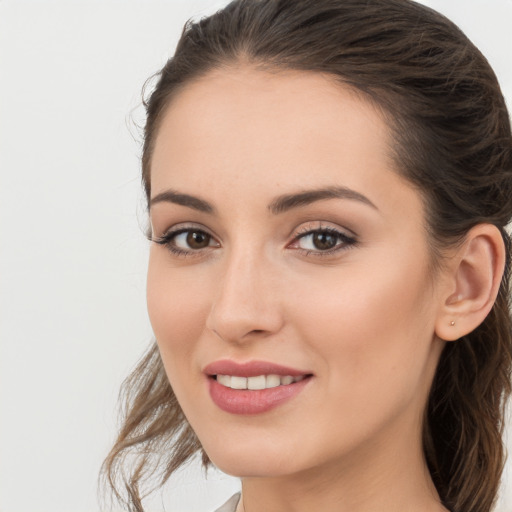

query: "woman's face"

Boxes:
[147, 67, 448, 478]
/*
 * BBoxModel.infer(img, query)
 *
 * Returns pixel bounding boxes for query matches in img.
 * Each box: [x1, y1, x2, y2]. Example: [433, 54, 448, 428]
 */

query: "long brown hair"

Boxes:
[101, 1, 512, 510]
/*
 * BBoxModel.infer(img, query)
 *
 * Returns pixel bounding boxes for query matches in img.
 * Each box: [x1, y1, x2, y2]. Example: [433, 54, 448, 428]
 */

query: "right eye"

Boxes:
[174, 230, 212, 250]
[153, 227, 220, 256]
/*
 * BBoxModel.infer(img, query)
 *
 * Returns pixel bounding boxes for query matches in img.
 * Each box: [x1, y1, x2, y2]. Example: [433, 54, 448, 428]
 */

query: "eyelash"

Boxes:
[152, 226, 218, 258]
[291, 225, 358, 257]
[152, 224, 358, 259]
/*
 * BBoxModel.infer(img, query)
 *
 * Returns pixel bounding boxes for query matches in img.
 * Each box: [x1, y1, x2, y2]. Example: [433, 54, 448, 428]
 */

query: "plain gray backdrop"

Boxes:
[1, 1, 511, 511]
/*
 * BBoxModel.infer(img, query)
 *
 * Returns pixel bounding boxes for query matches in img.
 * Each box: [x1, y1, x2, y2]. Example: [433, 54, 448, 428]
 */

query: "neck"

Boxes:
[236, 419, 448, 512]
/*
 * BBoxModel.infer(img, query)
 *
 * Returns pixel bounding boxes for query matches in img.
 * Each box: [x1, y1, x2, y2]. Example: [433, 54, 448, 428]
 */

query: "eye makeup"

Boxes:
[152, 220, 358, 260]
[152, 224, 219, 258]
[289, 224, 358, 258]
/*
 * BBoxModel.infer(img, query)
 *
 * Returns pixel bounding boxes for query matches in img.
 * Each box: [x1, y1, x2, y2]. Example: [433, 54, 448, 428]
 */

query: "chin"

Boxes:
[213, 458, 296, 479]
[204, 441, 302, 478]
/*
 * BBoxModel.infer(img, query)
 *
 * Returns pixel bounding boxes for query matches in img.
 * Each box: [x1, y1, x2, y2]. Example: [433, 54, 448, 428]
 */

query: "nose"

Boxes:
[206, 249, 284, 344]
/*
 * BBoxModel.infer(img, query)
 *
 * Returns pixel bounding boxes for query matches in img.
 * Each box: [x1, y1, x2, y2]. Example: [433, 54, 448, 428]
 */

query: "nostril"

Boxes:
[207, 297, 285, 343]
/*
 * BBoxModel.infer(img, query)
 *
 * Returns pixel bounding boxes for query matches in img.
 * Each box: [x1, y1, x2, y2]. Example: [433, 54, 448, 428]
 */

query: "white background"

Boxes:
[1, 1, 511, 511]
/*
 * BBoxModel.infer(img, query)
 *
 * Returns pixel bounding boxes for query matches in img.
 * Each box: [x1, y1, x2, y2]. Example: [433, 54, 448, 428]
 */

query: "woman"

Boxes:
[101, 1, 512, 511]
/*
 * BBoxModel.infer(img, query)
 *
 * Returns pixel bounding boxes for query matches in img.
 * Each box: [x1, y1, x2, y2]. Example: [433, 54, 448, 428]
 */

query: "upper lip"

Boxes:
[204, 360, 311, 378]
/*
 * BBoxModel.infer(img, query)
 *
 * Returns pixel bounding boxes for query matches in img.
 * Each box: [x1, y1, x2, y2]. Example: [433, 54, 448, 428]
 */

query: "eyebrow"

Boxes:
[150, 189, 215, 213]
[149, 185, 377, 214]
[268, 186, 378, 214]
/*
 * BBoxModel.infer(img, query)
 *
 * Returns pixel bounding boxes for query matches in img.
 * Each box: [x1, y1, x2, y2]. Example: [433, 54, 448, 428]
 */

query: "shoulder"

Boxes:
[213, 492, 241, 512]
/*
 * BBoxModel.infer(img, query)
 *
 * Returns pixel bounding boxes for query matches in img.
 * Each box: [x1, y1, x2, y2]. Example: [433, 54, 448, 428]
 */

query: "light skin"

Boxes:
[146, 66, 505, 512]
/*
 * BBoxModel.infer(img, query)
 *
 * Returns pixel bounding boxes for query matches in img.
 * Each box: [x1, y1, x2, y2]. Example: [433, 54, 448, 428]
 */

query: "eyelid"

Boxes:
[152, 220, 358, 259]
[153, 222, 218, 241]
[292, 221, 357, 239]
[287, 222, 358, 256]
[152, 222, 221, 257]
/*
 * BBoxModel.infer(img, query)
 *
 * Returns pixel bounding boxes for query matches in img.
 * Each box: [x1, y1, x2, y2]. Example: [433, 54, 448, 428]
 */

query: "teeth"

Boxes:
[281, 375, 294, 385]
[248, 375, 266, 390]
[231, 376, 247, 389]
[217, 374, 231, 387]
[266, 374, 280, 388]
[216, 374, 305, 390]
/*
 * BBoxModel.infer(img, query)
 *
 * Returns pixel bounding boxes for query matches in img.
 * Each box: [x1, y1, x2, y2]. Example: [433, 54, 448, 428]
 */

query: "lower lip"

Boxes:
[208, 376, 312, 415]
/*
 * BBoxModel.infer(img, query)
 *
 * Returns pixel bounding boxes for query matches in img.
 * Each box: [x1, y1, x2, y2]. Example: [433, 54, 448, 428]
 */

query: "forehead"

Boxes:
[150, 66, 419, 221]
[153, 66, 390, 165]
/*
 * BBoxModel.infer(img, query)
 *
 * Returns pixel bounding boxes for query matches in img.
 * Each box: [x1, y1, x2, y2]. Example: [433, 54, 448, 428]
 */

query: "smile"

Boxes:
[204, 360, 313, 414]
[215, 374, 306, 390]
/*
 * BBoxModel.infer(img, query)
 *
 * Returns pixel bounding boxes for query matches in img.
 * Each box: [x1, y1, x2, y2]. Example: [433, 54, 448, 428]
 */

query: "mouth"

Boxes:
[212, 373, 309, 390]
[204, 360, 313, 414]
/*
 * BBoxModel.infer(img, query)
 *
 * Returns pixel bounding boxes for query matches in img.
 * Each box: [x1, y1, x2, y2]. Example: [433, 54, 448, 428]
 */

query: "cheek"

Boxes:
[290, 249, 437, 403]
[146, 250, 211, 374]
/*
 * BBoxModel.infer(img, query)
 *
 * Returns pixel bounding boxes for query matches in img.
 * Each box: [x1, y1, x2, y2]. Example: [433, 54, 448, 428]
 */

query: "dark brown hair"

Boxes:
[101, 1, 512, 511]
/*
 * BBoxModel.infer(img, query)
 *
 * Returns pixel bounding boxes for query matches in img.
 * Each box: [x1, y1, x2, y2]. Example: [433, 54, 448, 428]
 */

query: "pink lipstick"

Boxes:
[204, 360, 312, 415]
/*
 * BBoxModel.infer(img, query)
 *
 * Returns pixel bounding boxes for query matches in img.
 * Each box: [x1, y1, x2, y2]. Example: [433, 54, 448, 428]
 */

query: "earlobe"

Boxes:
[435, 224, 506, 342]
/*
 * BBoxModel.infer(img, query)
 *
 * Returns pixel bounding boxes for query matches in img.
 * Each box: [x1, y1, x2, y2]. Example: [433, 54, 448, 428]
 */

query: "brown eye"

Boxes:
[153, 227, 219, 256]
[294, 228, 357, 254]
[185, 230, 211, 249]
[312, 232, 338, 250]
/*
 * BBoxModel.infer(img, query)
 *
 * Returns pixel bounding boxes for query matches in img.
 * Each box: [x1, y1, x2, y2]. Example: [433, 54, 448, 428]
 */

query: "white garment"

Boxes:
[214, 492, 241, 512]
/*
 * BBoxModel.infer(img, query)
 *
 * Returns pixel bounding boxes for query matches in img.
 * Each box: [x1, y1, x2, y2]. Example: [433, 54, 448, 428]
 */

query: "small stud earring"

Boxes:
[450, 321, 456, 326]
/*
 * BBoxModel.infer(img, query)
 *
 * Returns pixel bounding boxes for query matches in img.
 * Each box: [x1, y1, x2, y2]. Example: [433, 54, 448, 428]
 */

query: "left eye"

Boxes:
[153, 227, 219, 255]
[173, 230, 213, 250]
[295, 229, 354, 252]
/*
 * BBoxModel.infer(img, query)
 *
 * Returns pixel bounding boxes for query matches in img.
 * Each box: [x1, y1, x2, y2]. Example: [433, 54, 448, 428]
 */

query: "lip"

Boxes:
[203, 359, 310, 378]
[204, 360, 313, 415]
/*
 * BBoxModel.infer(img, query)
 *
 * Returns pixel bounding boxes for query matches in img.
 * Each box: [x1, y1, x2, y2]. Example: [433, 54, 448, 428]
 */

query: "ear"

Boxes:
[435, 224, 506, 342]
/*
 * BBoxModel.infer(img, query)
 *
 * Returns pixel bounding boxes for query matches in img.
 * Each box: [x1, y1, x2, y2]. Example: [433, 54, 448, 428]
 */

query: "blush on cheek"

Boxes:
[148, 258, 202, 335]
[292, 250, 434, 380]
[147, 282, 213, 392]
